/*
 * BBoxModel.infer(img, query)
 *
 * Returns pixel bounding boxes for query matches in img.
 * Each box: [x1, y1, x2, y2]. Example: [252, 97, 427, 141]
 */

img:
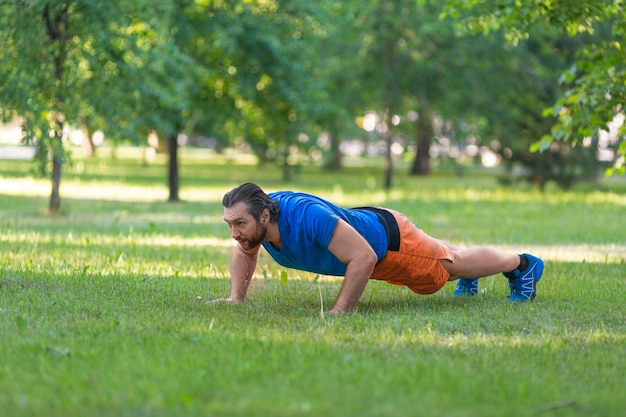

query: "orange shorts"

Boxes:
[370, 209, 454, 294]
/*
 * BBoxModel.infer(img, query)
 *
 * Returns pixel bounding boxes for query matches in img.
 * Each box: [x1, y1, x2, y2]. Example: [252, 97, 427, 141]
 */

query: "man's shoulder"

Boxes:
[269, 191, 327, 207]
[268, 190, 291, 198]
[272, 192, 339, 224]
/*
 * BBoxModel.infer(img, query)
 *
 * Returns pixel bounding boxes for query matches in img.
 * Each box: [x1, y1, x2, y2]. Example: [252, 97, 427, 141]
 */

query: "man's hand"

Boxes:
[324, 308, 348, 316]
[211, 243, 260, 306]
[206, 297, 244, 305]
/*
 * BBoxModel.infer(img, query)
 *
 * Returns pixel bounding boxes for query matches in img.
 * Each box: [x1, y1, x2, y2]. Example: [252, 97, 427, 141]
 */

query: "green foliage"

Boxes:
[444, 0, 626, 175]
[1, 0, 622, 214]
[0, 0, 199, 210]
[1, 154, 625, 416]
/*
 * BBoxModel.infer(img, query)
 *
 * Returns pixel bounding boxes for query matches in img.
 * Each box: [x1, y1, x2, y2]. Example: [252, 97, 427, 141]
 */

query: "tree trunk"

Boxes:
[49, 111, 64, 214]
[35, 144, 48, 178]
[379, 1, 400, 191]
[281, 147, 291, 182]
[49, 134, 63, 214]
[280, 124, 294, 182]
[168, 133, 180, 202]
[324, 120, 342, 171]
[43, 3, 69, 215]
[410, 112, 432, 175]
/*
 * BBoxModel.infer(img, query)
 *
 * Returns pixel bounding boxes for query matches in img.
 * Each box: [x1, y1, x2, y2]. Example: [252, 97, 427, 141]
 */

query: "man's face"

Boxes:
[223, 202, 267, 250]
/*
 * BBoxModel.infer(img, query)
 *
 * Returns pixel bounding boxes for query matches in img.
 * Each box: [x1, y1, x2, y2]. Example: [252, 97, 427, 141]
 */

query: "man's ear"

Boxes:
[261, 208, 270, 223]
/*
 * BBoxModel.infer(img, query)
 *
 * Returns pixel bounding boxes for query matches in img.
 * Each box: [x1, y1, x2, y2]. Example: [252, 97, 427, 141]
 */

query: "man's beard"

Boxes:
[239, 221, 267, 250]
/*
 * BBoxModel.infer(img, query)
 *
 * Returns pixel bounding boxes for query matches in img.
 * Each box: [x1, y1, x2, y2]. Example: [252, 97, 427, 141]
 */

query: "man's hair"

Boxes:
[222, 182, 280, 223]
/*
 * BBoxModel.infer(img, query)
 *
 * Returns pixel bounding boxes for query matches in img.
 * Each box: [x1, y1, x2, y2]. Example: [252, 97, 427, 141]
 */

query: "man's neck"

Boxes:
[264, 222, 281, 251]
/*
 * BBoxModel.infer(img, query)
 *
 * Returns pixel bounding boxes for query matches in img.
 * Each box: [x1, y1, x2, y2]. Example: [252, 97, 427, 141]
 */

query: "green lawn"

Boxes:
[1, 150, 625, 417]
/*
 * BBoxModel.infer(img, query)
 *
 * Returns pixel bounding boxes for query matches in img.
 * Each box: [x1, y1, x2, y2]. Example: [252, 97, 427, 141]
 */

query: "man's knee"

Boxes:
[439, 258, 458, 280]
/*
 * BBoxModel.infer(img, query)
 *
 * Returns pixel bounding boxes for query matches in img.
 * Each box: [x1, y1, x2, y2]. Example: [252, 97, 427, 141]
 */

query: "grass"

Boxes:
[1, 148, 625, 417]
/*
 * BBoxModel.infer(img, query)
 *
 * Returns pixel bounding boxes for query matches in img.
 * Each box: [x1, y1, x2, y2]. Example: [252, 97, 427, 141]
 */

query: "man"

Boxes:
[212, 182, 544, 315]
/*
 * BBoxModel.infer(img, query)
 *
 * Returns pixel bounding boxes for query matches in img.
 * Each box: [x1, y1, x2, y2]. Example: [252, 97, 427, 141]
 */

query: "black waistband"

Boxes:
[353, 207, 400, 251]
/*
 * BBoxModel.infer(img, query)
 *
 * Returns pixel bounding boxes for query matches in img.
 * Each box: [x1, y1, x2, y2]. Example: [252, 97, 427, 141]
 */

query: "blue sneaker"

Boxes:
[454, 278, 478, 296]
[505, 254, 544, 301]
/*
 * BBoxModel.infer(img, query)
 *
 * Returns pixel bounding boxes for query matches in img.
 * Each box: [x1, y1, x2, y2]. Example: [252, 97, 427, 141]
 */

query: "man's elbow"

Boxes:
[362, 249, 378, 270]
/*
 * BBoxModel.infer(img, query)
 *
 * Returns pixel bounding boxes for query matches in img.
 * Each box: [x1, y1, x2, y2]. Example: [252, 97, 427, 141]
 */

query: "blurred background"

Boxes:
[1, 0, 624, 213]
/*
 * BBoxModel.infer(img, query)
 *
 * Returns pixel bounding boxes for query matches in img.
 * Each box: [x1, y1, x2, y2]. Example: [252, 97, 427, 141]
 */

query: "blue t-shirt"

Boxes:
[262, 191, 388, 276]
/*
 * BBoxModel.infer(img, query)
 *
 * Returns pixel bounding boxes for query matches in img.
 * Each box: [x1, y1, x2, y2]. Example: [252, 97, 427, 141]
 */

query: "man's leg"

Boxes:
[440, 247, 544, 301]
[440, 247, 520, 279]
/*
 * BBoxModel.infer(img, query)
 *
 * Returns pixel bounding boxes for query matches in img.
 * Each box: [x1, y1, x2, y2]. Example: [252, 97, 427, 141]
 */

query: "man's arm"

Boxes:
[211, 244, 260, 303]
[326, 219, 378, 314]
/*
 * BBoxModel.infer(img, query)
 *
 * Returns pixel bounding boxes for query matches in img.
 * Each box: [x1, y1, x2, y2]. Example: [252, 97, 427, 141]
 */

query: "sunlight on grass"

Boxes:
[1, 230, 233, 249]
[180, 187, 237, 202]
[0, 178, 229, 203]
[493, 244, 626, 264]
[2, 157, 625, 417]
[0, 177, 169, 201]
[4, 175, 625, 208]
[330, 326, 626, 350]
[396, 186, 626, 206]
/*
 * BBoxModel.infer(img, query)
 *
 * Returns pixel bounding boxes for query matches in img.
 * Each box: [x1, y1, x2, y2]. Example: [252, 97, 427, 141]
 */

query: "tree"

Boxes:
[443, 0, 626, 176]
[345, 0, 511, 182]
[119, 0, 208, 202]
[477, 31, 610, 188]
[1, 2, 73, 213]
[0, 0, 185, 213]
[305, 0, 366, 171]
[210, 0, 332, 180]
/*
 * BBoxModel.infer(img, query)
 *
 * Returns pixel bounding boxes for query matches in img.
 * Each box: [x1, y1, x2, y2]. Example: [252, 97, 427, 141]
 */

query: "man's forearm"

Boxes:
[229, 246, 259, 301]
[330, 256, 377, 313]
